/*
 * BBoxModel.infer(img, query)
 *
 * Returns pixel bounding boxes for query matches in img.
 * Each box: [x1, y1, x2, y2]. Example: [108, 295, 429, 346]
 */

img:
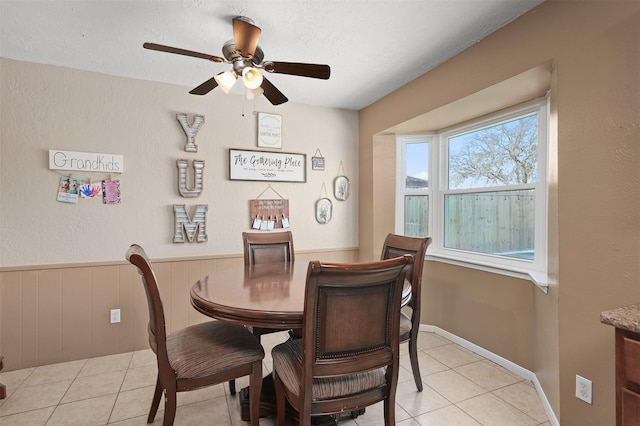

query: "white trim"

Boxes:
[420, 324, 559, 426]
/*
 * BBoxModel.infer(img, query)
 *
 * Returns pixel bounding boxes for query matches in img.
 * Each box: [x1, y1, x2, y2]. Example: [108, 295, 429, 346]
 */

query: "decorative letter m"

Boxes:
[173, 204, 208, 243]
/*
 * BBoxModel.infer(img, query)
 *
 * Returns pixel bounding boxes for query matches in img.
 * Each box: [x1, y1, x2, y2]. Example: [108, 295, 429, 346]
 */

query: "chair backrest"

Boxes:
[380, 234, 431, 312]
[242, 231, 294, 266]
[301, 256, 413, 400]
[126, 244, 169, 367]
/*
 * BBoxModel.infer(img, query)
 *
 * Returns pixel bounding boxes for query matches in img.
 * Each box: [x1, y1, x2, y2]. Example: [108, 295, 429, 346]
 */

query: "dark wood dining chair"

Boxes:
[380, 233, 432, 391]
[126, 244, 264, 426]
[242, 230, 295, 342]
[229, 231, 295, 395]
[0, 356, 6, 399]
[242, 230, 295, 266]
[271, 255, 414, 426]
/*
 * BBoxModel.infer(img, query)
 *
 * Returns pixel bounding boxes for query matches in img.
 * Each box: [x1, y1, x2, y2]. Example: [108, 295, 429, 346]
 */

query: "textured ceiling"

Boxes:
[0, 0, 544, 110]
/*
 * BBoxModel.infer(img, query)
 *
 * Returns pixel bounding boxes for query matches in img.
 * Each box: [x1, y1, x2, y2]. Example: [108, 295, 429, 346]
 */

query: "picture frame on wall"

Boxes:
[257, 112, 282, 148]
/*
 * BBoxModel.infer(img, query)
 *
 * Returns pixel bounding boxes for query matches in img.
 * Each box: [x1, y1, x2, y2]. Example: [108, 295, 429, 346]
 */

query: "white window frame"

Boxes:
[396, 98, 549, 292]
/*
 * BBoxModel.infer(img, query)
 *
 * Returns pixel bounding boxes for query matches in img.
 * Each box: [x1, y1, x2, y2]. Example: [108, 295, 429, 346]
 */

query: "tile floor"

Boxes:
[0, 331, 551, 425]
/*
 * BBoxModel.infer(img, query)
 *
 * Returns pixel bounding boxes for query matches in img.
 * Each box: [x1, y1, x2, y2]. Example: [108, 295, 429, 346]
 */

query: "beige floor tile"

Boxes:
[423, 370, 486, 403]
[108, 385, 157, 423]
[121, 365, 157, 392]
[425, 344, 482, 369]
[493, 381, 549, 423]
[177, 384, 226, 406]
[397, 363, 417, 386]
[0, 406, 54, 426]
[128, 350, 156, 369]
[107, 412, 163, 425]
[414, 404, 482, 426]
[481, 359, 525, 381]
[395, 419, 421, 426]
[395, 381, 451, 417]
[0, 380, 71, 417]
[416, 332, 451, 350]
[78, 353, 133, 378]
[21, 360, 85, 387]
[173, 397, 231, 426]
[0, 367, 36, 400]
[457, 393, 539, 426]
[0, 331, 553, 426]
[455, 360, 522, 391]
[61, 369, 126, 404]
[47, 393, 117, 425]
[347, 400, 410, 425]
[400, 351, 449, 377]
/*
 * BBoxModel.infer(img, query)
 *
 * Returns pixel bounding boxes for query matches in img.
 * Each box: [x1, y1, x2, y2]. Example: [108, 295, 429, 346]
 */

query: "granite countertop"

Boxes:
[600, 303, 640, 334]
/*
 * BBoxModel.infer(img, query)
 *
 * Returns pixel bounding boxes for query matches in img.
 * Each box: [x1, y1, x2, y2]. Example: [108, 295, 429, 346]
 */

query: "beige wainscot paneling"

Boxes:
[0, 248, 357, 371]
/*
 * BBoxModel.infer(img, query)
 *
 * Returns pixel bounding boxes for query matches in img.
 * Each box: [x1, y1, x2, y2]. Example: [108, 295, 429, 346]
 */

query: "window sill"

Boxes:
[425, 254, 549, 294]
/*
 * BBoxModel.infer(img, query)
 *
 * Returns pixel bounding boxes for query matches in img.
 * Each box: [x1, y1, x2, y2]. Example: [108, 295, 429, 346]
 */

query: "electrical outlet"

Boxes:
[576, 374, 592, 404]
[110, 309, 121, 324]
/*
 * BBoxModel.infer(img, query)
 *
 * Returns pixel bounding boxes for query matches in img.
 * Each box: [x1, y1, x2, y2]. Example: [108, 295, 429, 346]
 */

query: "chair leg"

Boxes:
[162, 387, 177, 426]
[383, 392, 396, 426]
[0, 356, 5, 400]
[229, 379, 236, 395]
[408, 337, 423, 391]
[273, 370, 286, 426]
[249, 360, 263, 426]
[148, 377, 163, 423]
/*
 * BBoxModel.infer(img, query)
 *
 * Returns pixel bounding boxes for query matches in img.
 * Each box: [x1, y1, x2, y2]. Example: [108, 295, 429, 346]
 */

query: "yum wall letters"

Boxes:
[173, 113, 208, 243]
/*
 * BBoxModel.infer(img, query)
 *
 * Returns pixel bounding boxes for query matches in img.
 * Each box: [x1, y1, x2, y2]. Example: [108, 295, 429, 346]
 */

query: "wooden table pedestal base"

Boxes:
[238, 374, 364, 425]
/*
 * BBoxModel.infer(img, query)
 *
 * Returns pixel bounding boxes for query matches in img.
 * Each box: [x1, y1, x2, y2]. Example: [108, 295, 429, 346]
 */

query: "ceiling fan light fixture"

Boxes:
[214, 70, 237, 93]
[242, 67, 263, 90]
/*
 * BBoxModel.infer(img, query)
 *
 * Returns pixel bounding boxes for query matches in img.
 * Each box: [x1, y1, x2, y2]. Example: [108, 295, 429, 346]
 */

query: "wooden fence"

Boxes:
[405, 189, 535, 259]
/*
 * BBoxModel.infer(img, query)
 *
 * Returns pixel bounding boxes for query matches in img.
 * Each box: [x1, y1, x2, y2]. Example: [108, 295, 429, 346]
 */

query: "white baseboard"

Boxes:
[420, 324, 560, 426]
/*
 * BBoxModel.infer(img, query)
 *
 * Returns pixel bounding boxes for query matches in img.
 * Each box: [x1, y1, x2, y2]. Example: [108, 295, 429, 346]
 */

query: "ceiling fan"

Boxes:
[143, 16, 331, 105]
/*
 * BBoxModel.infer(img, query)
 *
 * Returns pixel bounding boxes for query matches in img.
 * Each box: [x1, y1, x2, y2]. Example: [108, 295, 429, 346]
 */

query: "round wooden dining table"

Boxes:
[190, 260, 412, 424]
[190, 260, 412, 329]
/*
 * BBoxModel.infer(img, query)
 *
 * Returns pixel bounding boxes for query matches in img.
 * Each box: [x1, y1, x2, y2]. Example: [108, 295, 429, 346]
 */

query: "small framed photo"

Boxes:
[257, 112, 282, 149]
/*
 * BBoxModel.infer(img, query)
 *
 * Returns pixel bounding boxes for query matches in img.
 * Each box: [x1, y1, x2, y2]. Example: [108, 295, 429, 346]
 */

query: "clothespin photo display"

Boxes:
[249, 185, 290, 230]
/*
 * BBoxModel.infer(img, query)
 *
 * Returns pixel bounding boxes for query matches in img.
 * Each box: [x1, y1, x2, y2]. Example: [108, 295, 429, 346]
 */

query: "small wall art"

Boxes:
[315, 182, 332, 224]
[79, 182, 103, 199]
[56, 175, 82, 204]
[311, 149, 325, 171]
[257, 112, 282, 149]
[333, 161, 350, 201]
[102, 179, 121, 204]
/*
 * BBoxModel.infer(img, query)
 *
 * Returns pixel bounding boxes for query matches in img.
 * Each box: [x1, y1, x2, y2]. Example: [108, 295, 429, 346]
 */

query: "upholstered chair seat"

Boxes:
[272, 338, 387, 401]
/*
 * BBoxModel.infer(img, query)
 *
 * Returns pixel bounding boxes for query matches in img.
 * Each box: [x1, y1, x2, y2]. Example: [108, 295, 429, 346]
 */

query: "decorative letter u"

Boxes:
[177, 159, 204, 197]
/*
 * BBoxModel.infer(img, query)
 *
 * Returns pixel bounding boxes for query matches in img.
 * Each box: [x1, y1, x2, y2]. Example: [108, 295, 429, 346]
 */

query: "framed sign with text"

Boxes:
[257, 112, 282, 148]
[229, 149, 306, 182]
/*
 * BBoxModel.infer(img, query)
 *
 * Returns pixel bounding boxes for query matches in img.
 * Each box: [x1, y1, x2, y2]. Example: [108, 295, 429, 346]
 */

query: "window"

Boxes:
[396, 98, 548, 285]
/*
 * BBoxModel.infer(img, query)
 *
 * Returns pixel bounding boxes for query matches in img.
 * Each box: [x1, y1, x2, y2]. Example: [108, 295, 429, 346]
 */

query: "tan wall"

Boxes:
[0, 248, 358, 371]
[359, 1, 640, 425]
[0, 58, 359, 267]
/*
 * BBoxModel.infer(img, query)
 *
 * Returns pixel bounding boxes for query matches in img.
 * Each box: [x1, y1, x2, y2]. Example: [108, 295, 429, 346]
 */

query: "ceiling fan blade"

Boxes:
[232, 17, 261, 57]
[189, 76, 219, 95]
[261, 77, 288, 105]
[264, 62, 330, 80]
[143, 42, 225, 63]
